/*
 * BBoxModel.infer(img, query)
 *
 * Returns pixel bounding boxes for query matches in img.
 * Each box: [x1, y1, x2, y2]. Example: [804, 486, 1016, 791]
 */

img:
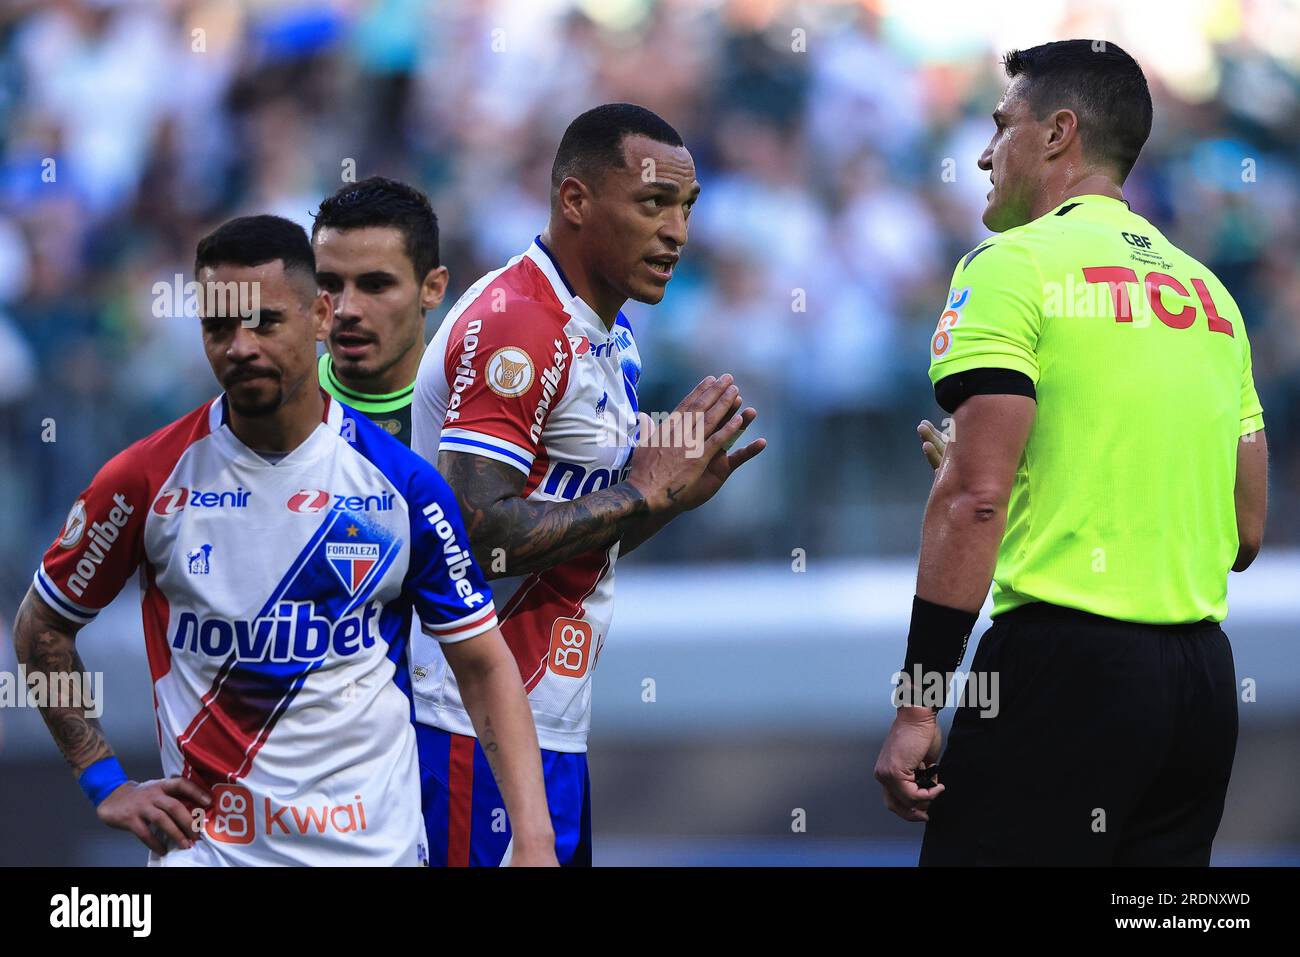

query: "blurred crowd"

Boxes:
[0, 0, 1297, 605]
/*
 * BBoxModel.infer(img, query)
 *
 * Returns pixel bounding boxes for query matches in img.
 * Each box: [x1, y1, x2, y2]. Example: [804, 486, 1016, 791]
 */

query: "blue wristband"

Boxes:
[79, 756, 129, 806]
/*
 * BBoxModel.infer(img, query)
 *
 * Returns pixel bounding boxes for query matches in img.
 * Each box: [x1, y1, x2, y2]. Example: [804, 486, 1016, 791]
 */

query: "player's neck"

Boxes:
[329, 346, 421, 398]
[1033, 172, 1125, 220]
[226, 380, 325, 455]
[540, 228, 623, 329]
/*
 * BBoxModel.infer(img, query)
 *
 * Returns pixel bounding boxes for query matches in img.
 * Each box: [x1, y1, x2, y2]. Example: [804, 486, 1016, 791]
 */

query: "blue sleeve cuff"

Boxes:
[78, 756, 129, 806]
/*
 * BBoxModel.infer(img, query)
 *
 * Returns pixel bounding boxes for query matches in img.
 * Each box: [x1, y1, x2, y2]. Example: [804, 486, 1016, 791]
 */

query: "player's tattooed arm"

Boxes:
[438, 451, 649, 579]
[438, 376, 761, 574]
[11, 587, 113, 774]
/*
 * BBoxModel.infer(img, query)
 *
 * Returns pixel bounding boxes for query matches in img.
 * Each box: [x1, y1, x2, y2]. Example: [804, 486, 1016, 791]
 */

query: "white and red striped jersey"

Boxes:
[411, 237, 641, 753]
[35, 394, 496, 866]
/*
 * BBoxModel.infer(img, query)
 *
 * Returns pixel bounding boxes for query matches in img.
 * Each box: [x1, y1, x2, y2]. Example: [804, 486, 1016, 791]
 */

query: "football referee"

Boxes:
[873, 39, 1269, 866]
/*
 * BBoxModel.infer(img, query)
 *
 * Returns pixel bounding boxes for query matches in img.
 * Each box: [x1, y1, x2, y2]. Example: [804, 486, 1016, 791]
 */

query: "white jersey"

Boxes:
[411, 237, 641, 752]
[36, 395, 497, 865]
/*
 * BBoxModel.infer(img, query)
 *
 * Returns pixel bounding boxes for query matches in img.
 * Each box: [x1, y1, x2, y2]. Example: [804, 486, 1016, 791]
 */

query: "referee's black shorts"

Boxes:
[919, 602, 1238, 866]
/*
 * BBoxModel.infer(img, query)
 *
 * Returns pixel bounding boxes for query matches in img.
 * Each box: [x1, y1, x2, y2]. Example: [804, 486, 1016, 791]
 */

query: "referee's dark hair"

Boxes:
[312, 176, 440, 281]
[550, 103, 684, 205]
[1003, 39, 1153, 183]
[194, 214, 315, 286]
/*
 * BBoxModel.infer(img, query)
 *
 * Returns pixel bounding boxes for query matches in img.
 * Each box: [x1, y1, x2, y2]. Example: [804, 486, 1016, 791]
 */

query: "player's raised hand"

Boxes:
[874, 708, 945, 823]
[626, 374, 763, 514]
[97, 776, 212, 855]
[673, 404, 766, 512]
[919, 419, 948, 471]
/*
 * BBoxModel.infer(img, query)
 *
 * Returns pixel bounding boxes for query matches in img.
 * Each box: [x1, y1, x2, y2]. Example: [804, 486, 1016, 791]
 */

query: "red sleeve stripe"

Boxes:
[33, 565, 98, 624]
[425, 604, 498, 642]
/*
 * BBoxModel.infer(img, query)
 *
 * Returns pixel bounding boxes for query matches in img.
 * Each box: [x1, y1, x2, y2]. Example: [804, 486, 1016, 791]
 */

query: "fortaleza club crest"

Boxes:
[326, 540, 380, 595]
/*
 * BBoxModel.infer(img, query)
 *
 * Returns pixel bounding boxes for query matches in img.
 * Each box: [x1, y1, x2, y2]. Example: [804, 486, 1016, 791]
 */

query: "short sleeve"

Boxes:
[34, 449, 150, 625]
[438, 301, 573, 476]
[929, 240, 1044, 388]
[1238, 321, 1265, 436]
[404, 463, 498, 644]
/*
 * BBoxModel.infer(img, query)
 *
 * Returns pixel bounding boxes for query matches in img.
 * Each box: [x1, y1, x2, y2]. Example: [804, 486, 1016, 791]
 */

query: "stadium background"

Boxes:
[0, 0, 1296, 865]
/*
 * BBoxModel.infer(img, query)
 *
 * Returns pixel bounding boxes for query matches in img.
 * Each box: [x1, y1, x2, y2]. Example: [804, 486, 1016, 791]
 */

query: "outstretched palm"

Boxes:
[674, 408, 765, 512]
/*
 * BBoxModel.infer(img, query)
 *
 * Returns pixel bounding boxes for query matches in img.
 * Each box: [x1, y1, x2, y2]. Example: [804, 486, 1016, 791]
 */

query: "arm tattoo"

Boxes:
[438, 452, 649, 579]
[12, 589, 113, 775]
[478, 714, 505, 799]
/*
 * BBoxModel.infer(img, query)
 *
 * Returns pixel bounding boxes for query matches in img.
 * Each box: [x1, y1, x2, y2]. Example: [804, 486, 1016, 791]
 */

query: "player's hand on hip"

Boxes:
[874, 707, 945, 823]
[626, 374, 764, 513]
[918, 419, 948, 471]
[96, 775, 212, 855]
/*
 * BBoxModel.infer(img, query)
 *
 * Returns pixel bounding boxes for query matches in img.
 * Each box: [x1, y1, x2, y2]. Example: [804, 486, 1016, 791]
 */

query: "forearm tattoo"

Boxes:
[12, 591, 113, 774]
[438, 452, 647, 578]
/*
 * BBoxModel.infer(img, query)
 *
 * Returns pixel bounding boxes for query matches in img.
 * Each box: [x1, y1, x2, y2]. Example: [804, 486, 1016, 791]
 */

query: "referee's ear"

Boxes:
[1042, 107, 1082, 162]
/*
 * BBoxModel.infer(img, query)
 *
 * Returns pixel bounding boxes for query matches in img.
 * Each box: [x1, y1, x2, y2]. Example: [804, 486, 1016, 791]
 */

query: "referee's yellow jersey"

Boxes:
[929, 194, 1264, 624]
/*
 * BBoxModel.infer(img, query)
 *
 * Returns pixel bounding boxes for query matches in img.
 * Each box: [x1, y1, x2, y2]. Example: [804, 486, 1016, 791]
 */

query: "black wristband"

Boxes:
[897, 595, 978, 710]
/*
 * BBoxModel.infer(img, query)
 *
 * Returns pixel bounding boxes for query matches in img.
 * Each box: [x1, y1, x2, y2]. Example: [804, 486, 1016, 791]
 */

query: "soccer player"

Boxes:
[874, 40, 1269, 866]
[13, 215, 556, 866]
[409, 103, 766, 865]
[312, 177, 448, 447]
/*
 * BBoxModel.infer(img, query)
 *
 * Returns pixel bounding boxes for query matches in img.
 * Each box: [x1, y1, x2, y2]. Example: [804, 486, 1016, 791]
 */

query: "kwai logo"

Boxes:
[200, 782, 370, 844]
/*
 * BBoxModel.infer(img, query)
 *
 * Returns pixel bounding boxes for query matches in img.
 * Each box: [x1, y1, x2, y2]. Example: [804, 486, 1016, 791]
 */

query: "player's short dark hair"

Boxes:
[312, 176, 440, 281]
[194, 214, 316, 282]
[1003, 39, 1152, 182]
[550, 103, 684, 202]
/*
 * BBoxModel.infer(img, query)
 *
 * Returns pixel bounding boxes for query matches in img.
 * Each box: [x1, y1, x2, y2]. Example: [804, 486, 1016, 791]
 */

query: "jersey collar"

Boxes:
[206, 391, 345, 467]
[1059, 193, 1131, 212]
[525, 236, 614, 335]
[318, 353, 415, 414]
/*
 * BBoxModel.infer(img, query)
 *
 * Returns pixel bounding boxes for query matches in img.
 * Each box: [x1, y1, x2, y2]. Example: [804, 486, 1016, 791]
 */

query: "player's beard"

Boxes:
[225, 374, 284, 417]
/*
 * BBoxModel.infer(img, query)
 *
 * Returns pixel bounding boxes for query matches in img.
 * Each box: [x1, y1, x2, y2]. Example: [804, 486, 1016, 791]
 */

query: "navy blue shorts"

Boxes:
[416, 723, 591, 866]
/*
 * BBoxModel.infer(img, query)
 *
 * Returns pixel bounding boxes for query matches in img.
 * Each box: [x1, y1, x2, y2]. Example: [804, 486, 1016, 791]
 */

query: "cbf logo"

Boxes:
[326, 541, 380, 594]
